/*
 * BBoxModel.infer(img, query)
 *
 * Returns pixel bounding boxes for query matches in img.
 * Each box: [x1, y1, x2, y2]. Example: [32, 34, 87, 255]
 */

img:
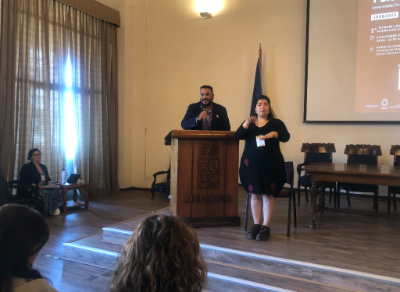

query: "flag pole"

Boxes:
[259, 43, 262, 82]
[250, 44, 263, 115]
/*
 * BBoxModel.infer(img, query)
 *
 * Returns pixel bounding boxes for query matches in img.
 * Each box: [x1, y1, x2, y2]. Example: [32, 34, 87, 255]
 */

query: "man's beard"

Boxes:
[201, 99, 213, 108]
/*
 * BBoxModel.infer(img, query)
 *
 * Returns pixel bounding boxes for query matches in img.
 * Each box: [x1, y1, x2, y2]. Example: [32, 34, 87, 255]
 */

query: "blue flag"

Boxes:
[250, 59, 262, 115]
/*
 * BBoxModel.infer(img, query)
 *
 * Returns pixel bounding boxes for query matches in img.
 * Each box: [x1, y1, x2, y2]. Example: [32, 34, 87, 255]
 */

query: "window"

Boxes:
[64, 56, 77, 175]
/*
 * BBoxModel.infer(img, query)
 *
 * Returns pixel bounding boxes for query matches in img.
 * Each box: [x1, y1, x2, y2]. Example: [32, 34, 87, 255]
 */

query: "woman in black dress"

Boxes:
[235, 95, 290, 241]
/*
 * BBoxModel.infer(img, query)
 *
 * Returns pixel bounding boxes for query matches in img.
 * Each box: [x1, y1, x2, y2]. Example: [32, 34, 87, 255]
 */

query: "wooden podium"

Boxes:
[165, 130, 240, 228]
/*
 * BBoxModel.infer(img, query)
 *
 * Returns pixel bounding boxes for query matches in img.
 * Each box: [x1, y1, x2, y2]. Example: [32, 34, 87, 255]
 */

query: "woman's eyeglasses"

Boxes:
[32, 153, 41, 156]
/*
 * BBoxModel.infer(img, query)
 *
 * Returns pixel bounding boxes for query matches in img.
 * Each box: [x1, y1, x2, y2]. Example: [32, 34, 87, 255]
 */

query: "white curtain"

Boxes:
[0, 0, 119, 196]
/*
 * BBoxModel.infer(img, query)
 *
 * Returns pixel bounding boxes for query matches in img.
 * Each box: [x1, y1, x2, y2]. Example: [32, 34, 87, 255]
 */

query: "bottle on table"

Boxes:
[61, 168, 67, 184]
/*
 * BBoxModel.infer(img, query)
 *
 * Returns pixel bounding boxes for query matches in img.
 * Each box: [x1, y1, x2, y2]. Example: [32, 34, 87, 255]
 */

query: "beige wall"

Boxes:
[97, 0, 148, 188]
[99, 0, 399, 189]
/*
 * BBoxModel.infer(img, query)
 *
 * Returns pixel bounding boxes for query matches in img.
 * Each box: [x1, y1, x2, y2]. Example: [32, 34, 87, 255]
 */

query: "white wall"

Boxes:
[98, 0, 399, 189]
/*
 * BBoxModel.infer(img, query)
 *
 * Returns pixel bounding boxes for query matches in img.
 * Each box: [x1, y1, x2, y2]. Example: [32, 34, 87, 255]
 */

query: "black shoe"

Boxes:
[256, 225, 270, 241]
[248, 224, 261, 240]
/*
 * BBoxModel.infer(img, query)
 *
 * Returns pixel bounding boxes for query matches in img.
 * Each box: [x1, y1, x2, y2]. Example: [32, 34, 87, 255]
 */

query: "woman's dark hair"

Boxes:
[27, 148, 41, 160]
[253, 95, 276, 120]
[109, 214, 207, 292]
[0, 204, 49, 292]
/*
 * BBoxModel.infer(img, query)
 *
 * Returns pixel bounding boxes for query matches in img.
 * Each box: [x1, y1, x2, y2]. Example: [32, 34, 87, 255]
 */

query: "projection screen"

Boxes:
[305, 0, 400, 123]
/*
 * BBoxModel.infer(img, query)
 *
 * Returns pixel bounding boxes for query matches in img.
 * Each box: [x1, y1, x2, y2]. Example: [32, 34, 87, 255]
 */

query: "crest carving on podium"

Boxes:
[198, 143, 219, 189]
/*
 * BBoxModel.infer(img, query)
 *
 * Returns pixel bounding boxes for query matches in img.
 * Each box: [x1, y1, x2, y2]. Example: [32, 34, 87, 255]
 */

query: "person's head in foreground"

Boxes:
[109, 214, 207, 292]
[0, 204, 50, 292]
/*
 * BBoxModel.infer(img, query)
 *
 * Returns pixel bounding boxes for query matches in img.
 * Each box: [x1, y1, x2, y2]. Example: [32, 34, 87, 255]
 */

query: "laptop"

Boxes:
[66, 173, 81, 184]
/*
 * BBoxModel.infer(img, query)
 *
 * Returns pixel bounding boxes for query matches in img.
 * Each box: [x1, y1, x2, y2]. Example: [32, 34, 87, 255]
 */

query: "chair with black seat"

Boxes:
[0, 169, 44, 212]
[150, 166, 171, 200]
[337, 144, 381, 210]
[244, 161, 297, 237]
[297, 143, 336, 206]
[388, 145, 400, 212]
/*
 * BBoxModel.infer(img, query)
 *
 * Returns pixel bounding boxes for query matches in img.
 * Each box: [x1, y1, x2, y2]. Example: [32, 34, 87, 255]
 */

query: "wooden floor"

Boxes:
[33, 188, 400, 291]
[199, 192, 400, 279]
[36, 190, 170, 291]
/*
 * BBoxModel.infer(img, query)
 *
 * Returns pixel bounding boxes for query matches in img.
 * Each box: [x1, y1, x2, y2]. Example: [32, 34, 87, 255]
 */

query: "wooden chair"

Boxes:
[244, 161, 297, 237]
[150, 166, 170, 200]
[0, 170, 44, 213]
[337, 144, 381, 210]
[388, 145, 400, 211]
[297, 143, 336, 206]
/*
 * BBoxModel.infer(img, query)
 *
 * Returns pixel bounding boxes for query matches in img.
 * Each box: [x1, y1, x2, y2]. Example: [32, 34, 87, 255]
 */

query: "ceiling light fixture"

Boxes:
[200, 12, 212, 18]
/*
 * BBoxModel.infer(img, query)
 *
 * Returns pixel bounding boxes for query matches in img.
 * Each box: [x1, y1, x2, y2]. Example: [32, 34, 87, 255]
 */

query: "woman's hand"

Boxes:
[242, 116, 257, 129]
[259, 131, 278, 140]
[38, 185, 45, 189]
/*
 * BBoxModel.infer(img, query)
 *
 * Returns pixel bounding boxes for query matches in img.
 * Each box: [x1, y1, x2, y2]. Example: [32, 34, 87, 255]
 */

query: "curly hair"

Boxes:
[109, 214, 207, 292]
[0, 204, 49, 292]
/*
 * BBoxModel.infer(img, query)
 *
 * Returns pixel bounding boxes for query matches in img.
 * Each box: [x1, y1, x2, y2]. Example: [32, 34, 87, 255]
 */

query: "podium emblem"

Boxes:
[198, 158, 219, 188]
[199, 143, 218, 158]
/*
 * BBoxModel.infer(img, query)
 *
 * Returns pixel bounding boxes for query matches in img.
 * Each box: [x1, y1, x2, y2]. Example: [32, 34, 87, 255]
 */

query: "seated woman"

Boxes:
[109, 214, 207, 292]
[19, 148, 63, 217]
[0, 204, 58, 292]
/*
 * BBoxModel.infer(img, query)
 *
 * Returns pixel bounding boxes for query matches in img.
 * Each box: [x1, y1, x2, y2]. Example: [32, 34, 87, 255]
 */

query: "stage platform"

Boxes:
[57, 189, 400, 292]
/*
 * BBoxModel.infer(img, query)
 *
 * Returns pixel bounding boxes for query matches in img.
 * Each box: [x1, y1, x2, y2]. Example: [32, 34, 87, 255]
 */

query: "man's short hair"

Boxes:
[200, 85, 213, 93]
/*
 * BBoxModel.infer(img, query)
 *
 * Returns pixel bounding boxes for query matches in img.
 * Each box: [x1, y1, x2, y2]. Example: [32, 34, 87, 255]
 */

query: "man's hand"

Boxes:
[197, 111, 208, 122]
[258, 131, 278, 140]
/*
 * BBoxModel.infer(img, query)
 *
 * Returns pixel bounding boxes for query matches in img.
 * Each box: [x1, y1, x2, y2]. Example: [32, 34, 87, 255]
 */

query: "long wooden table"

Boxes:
[303, 162, 400, 229]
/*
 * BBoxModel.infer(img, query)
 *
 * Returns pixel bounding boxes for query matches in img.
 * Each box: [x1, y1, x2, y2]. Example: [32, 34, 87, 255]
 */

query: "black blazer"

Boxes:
[18, 162, 51, 198]
[181, 102, 231, 131]
[19, 161, 52, 186]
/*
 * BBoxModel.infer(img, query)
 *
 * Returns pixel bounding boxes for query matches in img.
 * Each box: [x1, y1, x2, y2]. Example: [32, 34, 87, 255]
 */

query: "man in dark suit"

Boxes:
[181, 85, 230, 131]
